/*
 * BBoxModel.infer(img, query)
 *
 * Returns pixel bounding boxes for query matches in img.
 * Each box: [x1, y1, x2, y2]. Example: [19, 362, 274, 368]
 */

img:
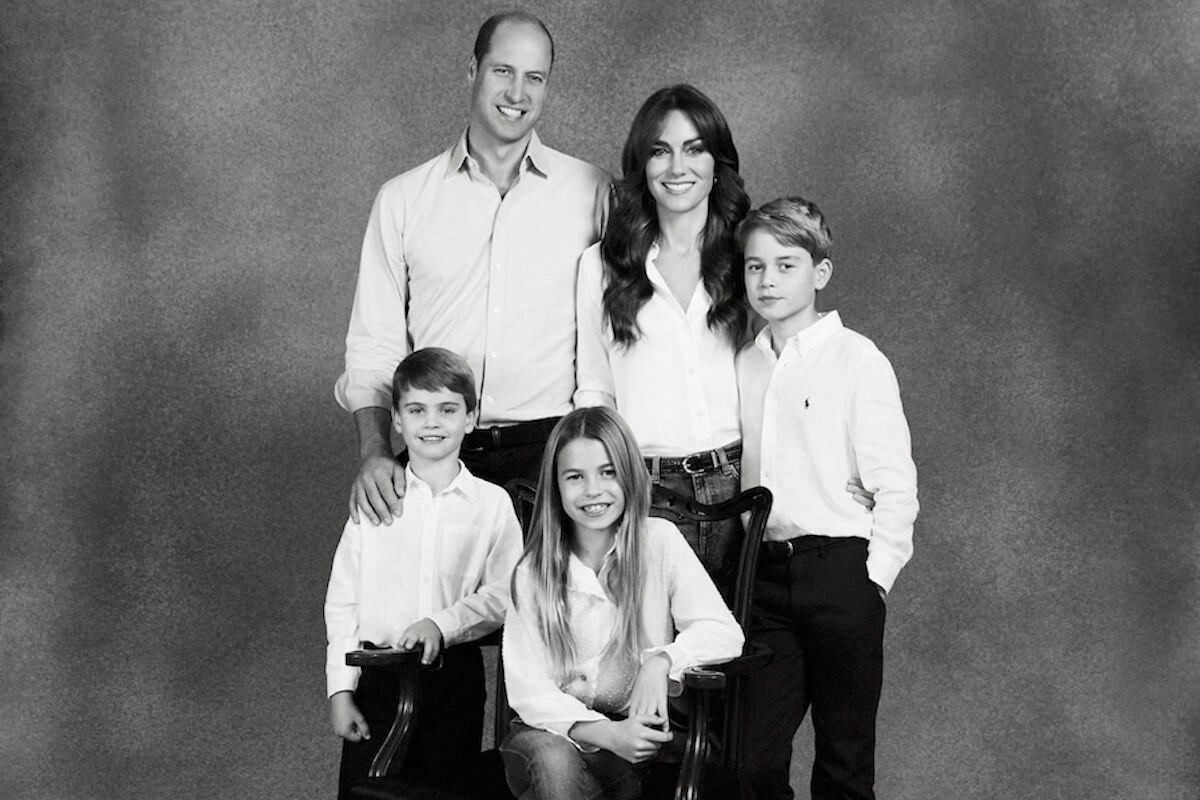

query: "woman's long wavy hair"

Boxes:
[600, 84, 751, 348]
[510, 407, 651, 685]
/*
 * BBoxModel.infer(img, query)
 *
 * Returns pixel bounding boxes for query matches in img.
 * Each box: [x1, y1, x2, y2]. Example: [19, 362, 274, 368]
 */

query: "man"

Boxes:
[335, 12, 609, 524]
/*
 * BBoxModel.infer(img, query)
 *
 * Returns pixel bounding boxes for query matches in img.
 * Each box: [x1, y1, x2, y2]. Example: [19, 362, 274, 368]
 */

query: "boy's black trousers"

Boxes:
[337, 641, 485, 800]
[740, 536, 886, 800]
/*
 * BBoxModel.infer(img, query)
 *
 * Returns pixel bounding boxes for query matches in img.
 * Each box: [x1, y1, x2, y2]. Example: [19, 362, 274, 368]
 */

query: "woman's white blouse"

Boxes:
[503, 517, 744, 744]
[574, 242, 741, 456]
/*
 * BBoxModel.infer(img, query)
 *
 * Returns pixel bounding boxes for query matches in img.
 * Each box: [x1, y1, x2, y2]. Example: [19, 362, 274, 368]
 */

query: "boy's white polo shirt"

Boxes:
[324, 463, 522, 696]
[736, 311, 919, 593]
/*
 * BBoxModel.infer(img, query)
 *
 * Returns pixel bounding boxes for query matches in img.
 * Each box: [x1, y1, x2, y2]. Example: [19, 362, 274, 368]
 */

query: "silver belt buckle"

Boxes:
[681, 451, 713, 475]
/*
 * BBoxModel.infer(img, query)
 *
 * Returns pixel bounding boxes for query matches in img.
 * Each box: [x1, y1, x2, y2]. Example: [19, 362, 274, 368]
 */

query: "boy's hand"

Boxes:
[350, 454, 406, 526]
[846, 478, 875, 511]
[399, 618, 443, 665]
[330, 691, 370, 742]
[628, 652, 671, 730]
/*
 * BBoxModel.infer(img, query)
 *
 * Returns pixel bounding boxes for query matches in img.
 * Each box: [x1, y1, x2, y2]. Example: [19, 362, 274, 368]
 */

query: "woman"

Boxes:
[575, 84, 750, 579]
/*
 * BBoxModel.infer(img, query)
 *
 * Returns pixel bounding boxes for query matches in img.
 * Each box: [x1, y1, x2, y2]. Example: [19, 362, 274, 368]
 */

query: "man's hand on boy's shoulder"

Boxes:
[330, 691, 371, 742]
[350, 453, 406, 526]
[399, 618, 444, 665]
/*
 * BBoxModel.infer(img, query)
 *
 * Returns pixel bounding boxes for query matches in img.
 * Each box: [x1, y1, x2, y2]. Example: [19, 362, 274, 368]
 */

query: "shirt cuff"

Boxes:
[572, 389, 613, 409]
[326, 663, 360, 698]
[866, 552, 903, 594]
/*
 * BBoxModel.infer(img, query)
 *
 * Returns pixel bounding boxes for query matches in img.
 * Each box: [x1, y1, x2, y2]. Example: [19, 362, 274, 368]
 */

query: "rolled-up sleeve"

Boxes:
[335, 185, 411, 412]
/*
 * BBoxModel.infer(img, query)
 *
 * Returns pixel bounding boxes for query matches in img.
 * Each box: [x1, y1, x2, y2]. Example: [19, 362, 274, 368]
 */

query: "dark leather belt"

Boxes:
[759, 535, 863, 560]
[462, 416, 560, 452]
[645, 442, 742, 476]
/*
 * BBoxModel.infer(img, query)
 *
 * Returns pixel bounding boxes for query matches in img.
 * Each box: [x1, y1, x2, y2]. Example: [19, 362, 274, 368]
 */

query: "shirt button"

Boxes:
[485, 395, 494, 403]
[489, 352, 498, 359]
[492, 306, 501, 314]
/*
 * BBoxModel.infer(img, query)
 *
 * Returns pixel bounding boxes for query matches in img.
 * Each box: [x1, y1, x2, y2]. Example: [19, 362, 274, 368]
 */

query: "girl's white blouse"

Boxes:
[503, 517, 744, 745]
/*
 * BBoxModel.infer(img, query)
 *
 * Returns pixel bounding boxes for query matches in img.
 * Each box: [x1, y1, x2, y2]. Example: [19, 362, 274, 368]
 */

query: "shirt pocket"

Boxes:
[436, 522, 485, 579]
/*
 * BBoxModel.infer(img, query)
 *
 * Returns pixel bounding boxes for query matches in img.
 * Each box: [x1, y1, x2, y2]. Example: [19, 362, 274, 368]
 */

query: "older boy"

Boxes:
[735, 198, 919, 800]
[325, 347, 523, 799]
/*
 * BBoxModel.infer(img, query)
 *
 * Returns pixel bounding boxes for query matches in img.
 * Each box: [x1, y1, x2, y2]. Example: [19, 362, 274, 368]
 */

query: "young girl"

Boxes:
[500, 406, 744, 800]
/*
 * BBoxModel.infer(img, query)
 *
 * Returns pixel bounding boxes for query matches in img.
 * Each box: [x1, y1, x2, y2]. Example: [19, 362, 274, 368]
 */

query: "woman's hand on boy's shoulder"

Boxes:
[846, 478, 875, 511]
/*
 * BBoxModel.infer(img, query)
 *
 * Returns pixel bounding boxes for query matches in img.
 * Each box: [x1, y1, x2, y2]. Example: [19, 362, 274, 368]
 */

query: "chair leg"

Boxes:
[368, 658, 420, 778]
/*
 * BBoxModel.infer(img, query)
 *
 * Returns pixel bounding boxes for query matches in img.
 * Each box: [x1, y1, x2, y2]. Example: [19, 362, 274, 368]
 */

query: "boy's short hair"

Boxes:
[736, 196, 833, 263]
[391, 347, 478, 413]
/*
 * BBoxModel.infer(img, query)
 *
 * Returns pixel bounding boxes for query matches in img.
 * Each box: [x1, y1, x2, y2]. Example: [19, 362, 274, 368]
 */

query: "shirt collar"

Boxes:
[755, 310, 845, 358]
[405, 461, 478, 501]
[444, 129, 549, 180]
[566, 544, 618, 599]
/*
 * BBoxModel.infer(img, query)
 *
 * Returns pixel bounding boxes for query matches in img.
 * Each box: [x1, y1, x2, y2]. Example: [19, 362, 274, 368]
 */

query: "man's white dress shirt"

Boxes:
[337, 131, 609, 425]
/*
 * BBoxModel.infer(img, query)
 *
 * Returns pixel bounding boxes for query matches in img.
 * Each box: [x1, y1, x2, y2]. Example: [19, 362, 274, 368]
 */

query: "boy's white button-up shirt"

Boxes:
[574, 242, 741, 456]
[324, 464, 522, 697]
[737, 311, 919, 592]
[503, 517, 744, 744]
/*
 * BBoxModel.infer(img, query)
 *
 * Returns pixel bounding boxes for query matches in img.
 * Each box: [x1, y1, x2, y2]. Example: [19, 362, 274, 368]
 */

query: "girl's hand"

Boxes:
[604, 715, 674, 763]
[329, 691, 371, 742]
[628, 652, 671, 729]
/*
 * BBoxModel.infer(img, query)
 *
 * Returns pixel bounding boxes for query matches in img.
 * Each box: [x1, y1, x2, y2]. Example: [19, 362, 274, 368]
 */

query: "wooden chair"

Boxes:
[342, 480, 773, 800]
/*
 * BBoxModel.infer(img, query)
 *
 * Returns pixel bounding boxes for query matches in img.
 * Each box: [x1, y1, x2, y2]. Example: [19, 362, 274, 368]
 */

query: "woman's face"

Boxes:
[644, 109, 716, 219]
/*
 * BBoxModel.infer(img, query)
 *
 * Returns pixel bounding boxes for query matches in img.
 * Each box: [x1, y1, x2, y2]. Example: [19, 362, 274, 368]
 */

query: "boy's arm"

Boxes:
[849, 351, 920, 594]
[426, 501, 523, 645]
[324, 519, 364, 698]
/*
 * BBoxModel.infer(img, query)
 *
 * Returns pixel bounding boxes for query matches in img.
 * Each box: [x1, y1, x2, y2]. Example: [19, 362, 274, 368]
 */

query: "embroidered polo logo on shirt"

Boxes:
[804, 398, 811, 409]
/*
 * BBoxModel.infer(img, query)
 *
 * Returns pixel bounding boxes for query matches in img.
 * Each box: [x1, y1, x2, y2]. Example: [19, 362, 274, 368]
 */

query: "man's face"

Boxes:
[467, 21, 552, 148]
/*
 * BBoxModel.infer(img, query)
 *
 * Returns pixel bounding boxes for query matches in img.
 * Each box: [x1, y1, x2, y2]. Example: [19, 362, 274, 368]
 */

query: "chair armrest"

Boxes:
[345, 648, 422, 668]
[679, 641, 773, 690]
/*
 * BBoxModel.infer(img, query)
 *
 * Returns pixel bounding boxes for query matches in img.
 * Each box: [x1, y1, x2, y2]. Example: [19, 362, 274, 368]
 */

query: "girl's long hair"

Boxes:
[600, 84, 751, 348]
[511, 407, 650, 685]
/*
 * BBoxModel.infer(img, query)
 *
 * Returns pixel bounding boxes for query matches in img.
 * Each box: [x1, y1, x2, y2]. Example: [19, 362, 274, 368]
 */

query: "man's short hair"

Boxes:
[392, 347, 478, 413]
[736, 196, 834, 263]
[472, 11, 555, 68]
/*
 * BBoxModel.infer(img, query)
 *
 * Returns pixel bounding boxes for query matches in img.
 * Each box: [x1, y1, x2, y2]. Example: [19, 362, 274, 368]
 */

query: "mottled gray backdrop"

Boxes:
[2, 1, 1198, 798]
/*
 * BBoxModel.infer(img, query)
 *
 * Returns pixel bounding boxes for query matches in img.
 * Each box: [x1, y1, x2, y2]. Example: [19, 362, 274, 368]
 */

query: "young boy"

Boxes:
[735, 197, 919, 800]
[324, 347, 522, 799]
